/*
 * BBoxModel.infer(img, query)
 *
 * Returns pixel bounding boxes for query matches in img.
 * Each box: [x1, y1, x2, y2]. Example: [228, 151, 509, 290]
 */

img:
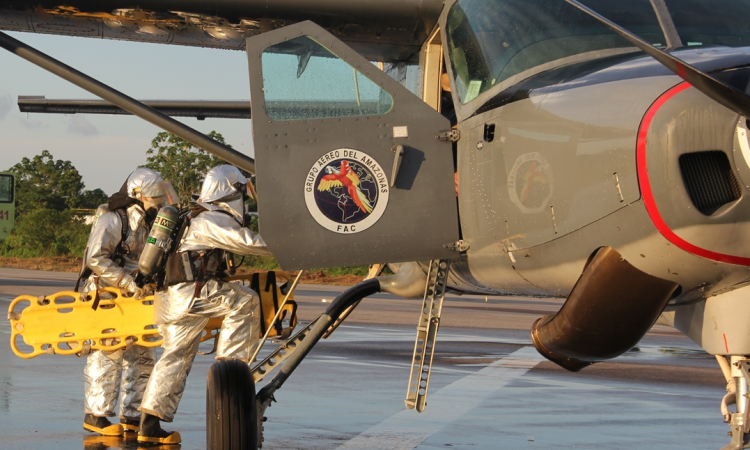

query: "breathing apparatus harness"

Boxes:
[75, 180, 143, 309]
[75, 210, 131, 288]
[161, 182, 250, 294]
[162, 206, 237, 295]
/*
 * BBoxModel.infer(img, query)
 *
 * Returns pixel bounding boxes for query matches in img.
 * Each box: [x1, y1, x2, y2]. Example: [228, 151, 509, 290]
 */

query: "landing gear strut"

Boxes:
[205, 260, 452, 449]
[207, 278, 382, 450]
[722, 356, 750, 450]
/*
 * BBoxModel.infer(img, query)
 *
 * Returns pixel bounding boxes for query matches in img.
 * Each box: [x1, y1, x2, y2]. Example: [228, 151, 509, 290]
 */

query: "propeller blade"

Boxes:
[565, 0, 750, 118]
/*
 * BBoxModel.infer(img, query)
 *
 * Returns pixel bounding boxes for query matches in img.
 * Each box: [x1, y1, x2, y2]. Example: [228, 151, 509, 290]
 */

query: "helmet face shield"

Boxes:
[231, 182, 255, 200]
[141, 181, 181, 208]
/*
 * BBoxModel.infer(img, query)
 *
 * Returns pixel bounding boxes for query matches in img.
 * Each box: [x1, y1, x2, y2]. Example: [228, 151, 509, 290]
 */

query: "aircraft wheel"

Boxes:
[207, 359, 258, 450]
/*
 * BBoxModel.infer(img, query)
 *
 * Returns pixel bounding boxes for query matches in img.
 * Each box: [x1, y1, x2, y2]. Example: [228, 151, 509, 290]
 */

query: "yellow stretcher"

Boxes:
[7, 271, 297, 359]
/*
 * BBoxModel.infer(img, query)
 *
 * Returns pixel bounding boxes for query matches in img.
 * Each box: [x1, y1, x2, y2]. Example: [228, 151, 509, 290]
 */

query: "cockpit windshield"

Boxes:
[445, 0, 750, 104]
[666, 0, 750, 48]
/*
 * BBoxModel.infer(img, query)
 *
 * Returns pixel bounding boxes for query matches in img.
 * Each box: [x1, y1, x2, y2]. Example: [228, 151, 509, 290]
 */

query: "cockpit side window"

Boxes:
[445, 0, 664, 104]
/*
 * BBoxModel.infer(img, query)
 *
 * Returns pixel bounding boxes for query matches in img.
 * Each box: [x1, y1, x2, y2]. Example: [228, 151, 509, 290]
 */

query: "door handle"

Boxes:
[391, 144, 405, 187]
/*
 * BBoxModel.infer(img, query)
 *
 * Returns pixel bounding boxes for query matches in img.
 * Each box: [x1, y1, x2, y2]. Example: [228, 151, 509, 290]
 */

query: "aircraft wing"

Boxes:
[17, 96, 252, 119]
[0, 0, 444, 62]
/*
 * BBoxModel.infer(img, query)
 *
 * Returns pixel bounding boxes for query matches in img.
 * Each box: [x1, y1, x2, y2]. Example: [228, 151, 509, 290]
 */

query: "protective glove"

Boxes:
[141, 282, 158, 297]
[119, 274, 147, 299]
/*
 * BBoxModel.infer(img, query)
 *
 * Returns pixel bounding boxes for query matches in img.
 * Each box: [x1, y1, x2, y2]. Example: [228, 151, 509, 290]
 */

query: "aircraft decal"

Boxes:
[507, 152, 554, 214]
[304, 148, 389, 234]
[637, 81, 750, 266]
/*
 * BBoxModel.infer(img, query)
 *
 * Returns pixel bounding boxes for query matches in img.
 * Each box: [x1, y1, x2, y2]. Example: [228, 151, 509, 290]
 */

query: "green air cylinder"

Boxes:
[138, 205, 179, 277]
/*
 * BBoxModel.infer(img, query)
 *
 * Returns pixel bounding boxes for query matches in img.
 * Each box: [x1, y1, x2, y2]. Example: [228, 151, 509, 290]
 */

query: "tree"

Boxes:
[143, 131, 228, 202]
[143, 132, 257, 209]
[8, 150, 85, 215]
[79, 188, 109, 209]
[1, 151, 101, 257]
[2, 208, 89, 257]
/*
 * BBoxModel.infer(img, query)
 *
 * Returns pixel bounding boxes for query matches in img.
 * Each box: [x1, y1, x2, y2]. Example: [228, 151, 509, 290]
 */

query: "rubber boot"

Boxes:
[120, 416, 140, 433]
[137, 413, 181, 445]
[83, 414, 124, 436]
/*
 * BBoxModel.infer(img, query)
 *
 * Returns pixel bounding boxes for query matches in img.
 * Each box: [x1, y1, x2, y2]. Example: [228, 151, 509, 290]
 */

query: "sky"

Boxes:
[0, 31, 255, 195]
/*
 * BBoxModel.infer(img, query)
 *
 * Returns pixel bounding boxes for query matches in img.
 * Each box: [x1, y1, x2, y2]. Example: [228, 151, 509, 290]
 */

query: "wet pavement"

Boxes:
[0, 268, 732, 449]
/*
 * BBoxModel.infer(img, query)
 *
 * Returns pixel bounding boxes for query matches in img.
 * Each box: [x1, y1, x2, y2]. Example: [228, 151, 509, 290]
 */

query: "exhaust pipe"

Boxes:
[378, 262, 428, 298]
[531, 246, 679, 372]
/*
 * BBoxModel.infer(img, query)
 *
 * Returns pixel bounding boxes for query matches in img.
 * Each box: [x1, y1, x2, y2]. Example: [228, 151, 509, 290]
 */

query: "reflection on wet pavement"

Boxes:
[625, 344, 715, 360]
[82, 434, 181, 450]
[0, 270, 729, 450]
[1, 321, 728, 450]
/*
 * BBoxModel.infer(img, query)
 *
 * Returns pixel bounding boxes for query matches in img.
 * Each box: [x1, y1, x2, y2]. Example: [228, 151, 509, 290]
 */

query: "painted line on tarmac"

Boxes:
[334, 346, 544, 450]
[329, 325, 532, 345]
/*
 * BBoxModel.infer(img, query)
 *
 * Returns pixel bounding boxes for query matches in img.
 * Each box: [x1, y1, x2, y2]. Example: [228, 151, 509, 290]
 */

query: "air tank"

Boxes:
[138, 205, 179, 277]
[95, 203, 109, 218]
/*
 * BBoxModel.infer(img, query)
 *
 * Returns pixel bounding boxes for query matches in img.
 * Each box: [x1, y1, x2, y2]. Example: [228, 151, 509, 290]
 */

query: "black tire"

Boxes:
[207, 359, 258, 450]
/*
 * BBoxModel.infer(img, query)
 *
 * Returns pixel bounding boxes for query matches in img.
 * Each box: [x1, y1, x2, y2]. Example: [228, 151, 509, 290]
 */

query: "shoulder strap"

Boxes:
[113, 208, 130, 257]
[159, 209, 194, 289]
[115, 209, 129, 241]
[171, 206, 204, 256]
[172, 211, 192, 251]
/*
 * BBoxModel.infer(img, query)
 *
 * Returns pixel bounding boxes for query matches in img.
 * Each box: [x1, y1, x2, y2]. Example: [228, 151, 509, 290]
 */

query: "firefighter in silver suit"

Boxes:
[138, 165, 272, 445]
[80, 168, 179, 436]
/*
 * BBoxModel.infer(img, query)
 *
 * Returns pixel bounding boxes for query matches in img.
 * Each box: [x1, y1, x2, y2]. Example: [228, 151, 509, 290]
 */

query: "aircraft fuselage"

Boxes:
[452, 48, 750, 306]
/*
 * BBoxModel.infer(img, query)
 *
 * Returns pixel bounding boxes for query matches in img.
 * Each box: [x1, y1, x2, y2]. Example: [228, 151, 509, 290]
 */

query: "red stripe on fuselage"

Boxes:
[724, 333, 730, 353]
[637, 82, 750, 266]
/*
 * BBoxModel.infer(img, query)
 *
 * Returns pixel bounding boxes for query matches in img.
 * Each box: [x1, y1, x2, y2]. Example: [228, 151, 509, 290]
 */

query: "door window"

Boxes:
[262, 36, 393, 121]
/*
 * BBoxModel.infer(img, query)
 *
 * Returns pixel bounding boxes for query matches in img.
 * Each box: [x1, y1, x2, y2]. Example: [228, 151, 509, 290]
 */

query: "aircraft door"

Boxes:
[246, 21, 460, 270]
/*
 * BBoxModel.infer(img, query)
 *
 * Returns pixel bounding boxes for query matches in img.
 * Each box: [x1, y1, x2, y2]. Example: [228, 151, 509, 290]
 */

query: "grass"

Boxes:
[0, 256, 366, 285]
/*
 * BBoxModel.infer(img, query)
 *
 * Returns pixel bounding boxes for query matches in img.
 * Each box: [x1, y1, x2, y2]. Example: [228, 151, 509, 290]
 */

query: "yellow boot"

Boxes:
[83, 414, 124, 436]
[120, 416, 140, 433]
[137, 413, 181, 445]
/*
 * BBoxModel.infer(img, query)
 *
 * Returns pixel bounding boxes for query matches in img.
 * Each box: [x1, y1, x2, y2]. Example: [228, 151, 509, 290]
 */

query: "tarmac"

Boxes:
[0, 267, 733, 449]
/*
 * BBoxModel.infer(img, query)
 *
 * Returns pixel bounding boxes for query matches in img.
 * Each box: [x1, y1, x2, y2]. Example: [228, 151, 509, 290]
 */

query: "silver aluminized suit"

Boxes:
[140, 208, 272, 421]
[81, 203, 156, 420]
[139, 165, 271, 423]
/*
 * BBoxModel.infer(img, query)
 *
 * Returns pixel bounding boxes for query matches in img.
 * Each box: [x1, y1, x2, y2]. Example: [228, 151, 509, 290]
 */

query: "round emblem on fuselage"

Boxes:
[507, 151, 553, 214]
[304, 148, 389, 234]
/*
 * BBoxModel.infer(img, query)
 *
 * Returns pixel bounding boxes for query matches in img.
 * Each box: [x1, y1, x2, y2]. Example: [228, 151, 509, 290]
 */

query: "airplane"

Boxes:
[3, 0, 750, 448]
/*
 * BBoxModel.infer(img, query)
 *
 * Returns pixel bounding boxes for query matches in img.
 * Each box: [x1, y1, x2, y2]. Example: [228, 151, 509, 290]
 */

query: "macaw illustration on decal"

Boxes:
[507, 151, 553, 214]
[304, 148, 389, 234]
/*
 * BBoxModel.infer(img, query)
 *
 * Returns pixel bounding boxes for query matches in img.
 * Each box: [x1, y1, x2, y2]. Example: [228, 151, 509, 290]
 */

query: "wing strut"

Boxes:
[0, 31, 256, 174]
